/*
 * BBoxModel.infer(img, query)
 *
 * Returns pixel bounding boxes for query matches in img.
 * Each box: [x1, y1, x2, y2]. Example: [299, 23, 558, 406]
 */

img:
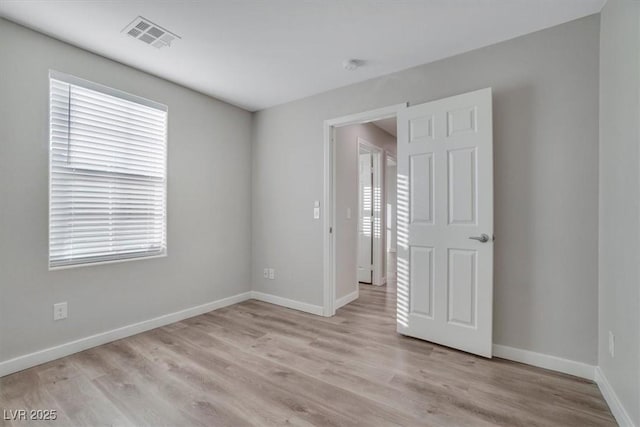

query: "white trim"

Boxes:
[0, 291, 252, 378]
[335, 289, 359, 310]
[595, 367, 636, 427]
[492, 344, 596, 380]
[49, 70, 167, 112]
[323, 103, 407, 317]
[49, 252, 167, 271]
[0, 289, 630, 427]
[325, 104, 407, 127]
[323, 119, 335, 316]
[251, 291, 324, 316]
[491, 345, 636, 425]
[357, 136, 385, 153]
[357, 138, 385, 286]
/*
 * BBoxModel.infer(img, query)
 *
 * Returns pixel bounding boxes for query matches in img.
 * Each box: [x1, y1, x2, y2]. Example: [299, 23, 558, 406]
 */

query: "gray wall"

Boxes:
[252, 15, 600, 364]
[335, 123, 396, 300]
[598, 0, 640, 424]
[0, 18, 252, 363]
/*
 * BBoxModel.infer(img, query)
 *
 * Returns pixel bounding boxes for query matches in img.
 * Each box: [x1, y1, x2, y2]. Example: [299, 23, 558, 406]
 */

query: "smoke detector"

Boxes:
[123, 16, 180, 49]
[343, 59, 365, 71]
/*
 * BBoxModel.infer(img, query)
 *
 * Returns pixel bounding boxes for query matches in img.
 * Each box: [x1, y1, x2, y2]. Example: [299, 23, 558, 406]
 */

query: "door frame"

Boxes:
[322, 103, 407, 316]
[384, 153, 397, 283]
[357, 138, 385, 286]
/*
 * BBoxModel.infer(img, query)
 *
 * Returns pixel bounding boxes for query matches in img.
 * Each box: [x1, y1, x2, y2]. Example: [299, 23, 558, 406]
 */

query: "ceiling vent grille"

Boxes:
[123, 16, 180, 49]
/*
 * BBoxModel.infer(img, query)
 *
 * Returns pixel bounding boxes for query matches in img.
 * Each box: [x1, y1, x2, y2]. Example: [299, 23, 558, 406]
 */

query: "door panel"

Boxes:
[358, 152, 373, 283]
[447, 249, 477, 327]
[448, 147, 476, 225]
[409, 115, 434, 141]
[410, 153, 434, 224]
[397, 88, 493, 358]
[409, 246, 434, 318]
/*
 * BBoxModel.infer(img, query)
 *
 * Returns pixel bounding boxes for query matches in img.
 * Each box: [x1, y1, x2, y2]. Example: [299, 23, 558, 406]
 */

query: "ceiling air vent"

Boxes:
[122, 16, 180, 49]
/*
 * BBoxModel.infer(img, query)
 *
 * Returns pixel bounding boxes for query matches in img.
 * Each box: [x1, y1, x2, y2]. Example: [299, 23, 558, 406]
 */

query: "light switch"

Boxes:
[314, 200, 320, 208]
[313, 207, 320, 219]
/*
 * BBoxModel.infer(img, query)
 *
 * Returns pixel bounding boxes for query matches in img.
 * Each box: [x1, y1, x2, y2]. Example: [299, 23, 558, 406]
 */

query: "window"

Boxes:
[49, 71, 167, 268]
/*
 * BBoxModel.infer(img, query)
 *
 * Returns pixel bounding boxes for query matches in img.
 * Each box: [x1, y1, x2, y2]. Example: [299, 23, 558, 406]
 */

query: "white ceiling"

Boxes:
[0, 0, 605, 111]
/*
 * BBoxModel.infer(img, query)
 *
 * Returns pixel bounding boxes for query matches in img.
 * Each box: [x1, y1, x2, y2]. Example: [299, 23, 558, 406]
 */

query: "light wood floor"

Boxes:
[1, 284, 615, 426]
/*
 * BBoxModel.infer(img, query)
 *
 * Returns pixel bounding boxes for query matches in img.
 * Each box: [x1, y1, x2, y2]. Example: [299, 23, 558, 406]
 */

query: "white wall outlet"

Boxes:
[263, 268, 269, 279]
[268, 268, 275, 280]
[53, 302, 68, 321]
[608, 331, 615, 358]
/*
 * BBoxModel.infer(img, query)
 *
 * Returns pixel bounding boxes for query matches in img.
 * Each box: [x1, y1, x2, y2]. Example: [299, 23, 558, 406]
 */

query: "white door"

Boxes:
[358, 151, 373, 283]
[396, 88, 494, 357]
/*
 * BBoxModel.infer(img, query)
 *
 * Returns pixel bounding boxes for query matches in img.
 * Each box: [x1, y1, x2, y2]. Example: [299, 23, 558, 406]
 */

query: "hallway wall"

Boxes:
[334, 123, 396, 300]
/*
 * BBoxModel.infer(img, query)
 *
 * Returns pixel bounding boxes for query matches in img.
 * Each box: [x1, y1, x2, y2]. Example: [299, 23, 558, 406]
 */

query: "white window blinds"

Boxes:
[49, 71, 167, 268]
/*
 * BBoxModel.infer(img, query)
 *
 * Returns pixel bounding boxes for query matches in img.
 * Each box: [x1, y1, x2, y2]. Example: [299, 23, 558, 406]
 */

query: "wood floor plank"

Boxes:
[134, 329, 359, 426]
[47, 374, 134, 427]
[150, 326, 418, 426]
[0, 283, 616, 426]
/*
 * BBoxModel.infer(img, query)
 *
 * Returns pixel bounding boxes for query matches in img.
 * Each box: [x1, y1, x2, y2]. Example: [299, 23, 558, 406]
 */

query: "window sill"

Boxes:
[48, 252, 167, 271]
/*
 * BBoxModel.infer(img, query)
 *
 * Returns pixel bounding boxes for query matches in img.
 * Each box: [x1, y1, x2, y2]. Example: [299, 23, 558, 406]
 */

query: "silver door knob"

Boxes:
[469, 234, 490, 243]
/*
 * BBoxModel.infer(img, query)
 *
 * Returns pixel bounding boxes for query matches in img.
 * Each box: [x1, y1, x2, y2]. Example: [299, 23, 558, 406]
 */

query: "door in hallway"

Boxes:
[357, 149, 373, 283]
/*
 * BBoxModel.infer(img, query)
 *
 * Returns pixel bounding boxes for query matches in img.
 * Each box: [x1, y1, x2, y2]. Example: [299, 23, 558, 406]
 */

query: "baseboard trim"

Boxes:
[250, 291, 324, 316]
[3, 292, 629, 427]
[493, 344, 596, 380]
[595, 367, 636, 427]
[335, 289, 359, 309]
[0, 291, 252, 378]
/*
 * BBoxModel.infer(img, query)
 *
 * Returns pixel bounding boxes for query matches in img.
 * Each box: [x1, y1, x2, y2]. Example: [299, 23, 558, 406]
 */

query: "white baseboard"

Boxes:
[3, 292, 632, 427]
[493, 344, 596, 380]
[250, 291, 324, 316]
[595, 367, 636, 427]
[335, 289, 359, 309]
[0, 291, 252, 378]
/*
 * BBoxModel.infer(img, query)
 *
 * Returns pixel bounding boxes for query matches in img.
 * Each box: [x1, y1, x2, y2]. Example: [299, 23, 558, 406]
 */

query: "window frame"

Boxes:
[48, 70, 168, 270]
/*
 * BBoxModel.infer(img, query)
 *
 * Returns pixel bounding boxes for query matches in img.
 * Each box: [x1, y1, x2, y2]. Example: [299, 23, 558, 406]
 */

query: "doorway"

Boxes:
[323, 104, 404, 316]
[323, 88, 494, 358]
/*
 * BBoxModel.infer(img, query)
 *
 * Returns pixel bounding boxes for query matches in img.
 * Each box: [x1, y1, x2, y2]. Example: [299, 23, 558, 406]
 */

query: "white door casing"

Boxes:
[396, 88, 494, 357]
[324, 103, 407, 317]
[358, 150, 373, 283]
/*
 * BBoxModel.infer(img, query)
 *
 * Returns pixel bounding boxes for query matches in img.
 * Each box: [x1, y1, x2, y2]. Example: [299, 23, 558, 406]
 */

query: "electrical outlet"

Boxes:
[263, 268, 269, 279]
[53, 302, 67, 321]
[268, 268, 275, 280]
[608, 331, 615, 358]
